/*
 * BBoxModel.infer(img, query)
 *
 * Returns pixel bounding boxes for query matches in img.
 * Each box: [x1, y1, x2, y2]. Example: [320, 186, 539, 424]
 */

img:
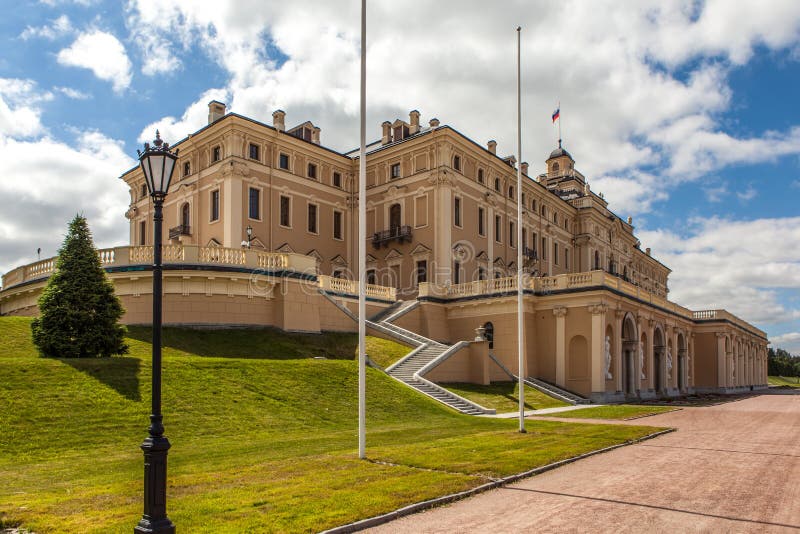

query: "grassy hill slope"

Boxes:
[0, 317, 660, 533]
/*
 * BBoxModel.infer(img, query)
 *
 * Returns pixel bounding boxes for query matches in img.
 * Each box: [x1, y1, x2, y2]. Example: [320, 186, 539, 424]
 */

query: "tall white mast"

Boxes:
[358, 0, 367, 459]
[516, 26, 526, 433]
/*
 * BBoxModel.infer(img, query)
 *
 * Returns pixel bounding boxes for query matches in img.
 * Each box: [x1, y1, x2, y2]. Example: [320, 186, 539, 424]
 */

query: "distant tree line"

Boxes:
[768, 347, 800, 378]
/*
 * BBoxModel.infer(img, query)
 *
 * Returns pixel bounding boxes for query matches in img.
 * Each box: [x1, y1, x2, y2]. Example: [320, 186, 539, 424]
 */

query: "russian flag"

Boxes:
[552, 108, 560, 123]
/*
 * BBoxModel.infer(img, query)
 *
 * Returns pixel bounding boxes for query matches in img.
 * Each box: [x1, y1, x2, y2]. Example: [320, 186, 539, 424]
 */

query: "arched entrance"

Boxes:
[621, 314, 638, 398]
[389, 203, 402, 236]
[653, 326, 665, 395]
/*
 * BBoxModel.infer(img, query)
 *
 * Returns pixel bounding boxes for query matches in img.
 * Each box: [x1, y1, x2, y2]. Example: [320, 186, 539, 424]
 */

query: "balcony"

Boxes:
[169, 224, 191, 240]
[372, 225, 412, 248]
[522, 246, 537, 261]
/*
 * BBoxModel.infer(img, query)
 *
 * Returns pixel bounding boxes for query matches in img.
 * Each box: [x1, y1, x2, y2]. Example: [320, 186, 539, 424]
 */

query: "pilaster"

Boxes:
[553, 306, 567, 387]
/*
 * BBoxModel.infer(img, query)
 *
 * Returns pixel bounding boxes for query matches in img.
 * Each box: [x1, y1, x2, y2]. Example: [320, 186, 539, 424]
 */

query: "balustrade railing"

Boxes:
[1, 245, 311, 290]
[317, 275, 396, 301]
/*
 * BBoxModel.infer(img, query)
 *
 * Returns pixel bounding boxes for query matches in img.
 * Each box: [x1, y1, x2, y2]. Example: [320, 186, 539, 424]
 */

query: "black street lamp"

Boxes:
[135, 131, 178, 534]
[246, 225, 253, 248]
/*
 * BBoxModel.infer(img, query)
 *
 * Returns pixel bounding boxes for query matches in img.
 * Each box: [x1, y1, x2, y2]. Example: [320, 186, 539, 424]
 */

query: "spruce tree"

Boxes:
[31, 215, 128, 358]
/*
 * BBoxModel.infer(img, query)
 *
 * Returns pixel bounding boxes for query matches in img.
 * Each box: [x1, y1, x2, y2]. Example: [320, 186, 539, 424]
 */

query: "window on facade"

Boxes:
[453, 155, 461, 171]
[390, 163, 401, 179]
[532, 232, 537, 252]
[366, 269, 376, 285]
[554, 242, 559, 265]
[565, 248, 570, 270]
[333, 211, 343, 240]
[183, 162, 190, 177]
[333, 171, 342, 188]
[541, 205, 547, 217]
[249, 143, 259, 160]
[594, 250, 600, 269]
[508, 185, 514, 199]
[509, 221, 515, 247]
[531, 198, 536, 211]
[495, 215, 502, 242]
[279, 153, 290, 170]
[389, 203, 401, 230]
[521, 192, 526, 205]
[454, 197, 461, 227]
[139, 220, 146, 245]
[181, 203, 190, 228]
[416, 260, 427, 284]
[140, 184, 147, 199]
[212, 146, 221, 162]
[308, 162, 317, 179]
[210, 190, 220, 221]
[494, 178, 501, 192]
[478, 207, 485, 236]
[553, 212, 558, 224]
[453, 261, 461, 284]
[280, 196, 291, 227]
[522, 228, 527, 249]
[541, 237, 547, 260]
[553, 162, 560, 172]
[478, 168, 484, 184]
[478, 267, 486, 281]
[248, 187, 260, 220]
[307, 203, 318, 233]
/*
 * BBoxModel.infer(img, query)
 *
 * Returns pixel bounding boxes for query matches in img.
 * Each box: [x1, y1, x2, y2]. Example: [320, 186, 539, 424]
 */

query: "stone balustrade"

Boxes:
[693, 309, 764, 337]
[1, 244, 317, 290]
[317, 274, 396, 302]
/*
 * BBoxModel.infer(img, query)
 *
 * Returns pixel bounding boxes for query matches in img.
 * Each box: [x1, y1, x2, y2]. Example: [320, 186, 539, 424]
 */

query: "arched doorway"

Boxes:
[621, 314, 638, 397]
[653, 326, 665, 395]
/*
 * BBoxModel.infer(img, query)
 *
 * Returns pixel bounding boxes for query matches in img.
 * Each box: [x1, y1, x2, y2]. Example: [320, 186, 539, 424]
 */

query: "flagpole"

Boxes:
[557, 100, 562, 147]
[516, 26, 526, 434]
[358, 0, 367, 459]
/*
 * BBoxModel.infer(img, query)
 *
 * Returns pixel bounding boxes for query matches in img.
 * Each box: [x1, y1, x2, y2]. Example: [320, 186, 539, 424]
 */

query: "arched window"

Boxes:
[181, 203, 190, 229]
[389, 203, 402, 233]
[553, 162, 560, 172]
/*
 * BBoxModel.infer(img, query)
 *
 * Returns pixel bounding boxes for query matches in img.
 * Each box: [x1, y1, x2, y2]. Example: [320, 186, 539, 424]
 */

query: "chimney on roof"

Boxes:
[521, 162, 529, 175]
[409, 110, 420, 134]
[488, 140, 497, 154]
[429, 118, 440, 128]
[646, 247, 651, 256]
[311, 126, 321, 145]
[381, 121, 392, 145]
[208, 101, 226, 124]
[272, 109, 286, 132]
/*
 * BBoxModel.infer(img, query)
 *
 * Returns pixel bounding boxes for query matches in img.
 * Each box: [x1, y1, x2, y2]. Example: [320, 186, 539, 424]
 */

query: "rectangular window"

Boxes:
[183, 162, 190, 177]
[565, 248, 570, 270]
[522, 228, 527, 249]
[140, 184, 147, 199]
[454, 197, 462, 227]
[308, 162, 317, 179]
[554, 242, 559, 265]
[416, 260, 427, 284]
[532, 232, 538, 251]
[333, 171, 342, 188]
[212, 146, 221, 162]
[541, 237, 547, 260]
[139, 220, 146, 245]
[279, 153, 290, 170]
[248, 187, 260, 220]
[453, 155, 461, 171]
[521, 192, 526, 205]
[453, 261, 461, 284]
[391, 163, 401, 179]
[249, 143, 260, 160]
[478, 207, 485, 236]
[478, 168, 484, 184]
[509, 221, 515, 247]
[508, 186, 514, 199]
[210, 190, 220, 221]
[279, 195, 291, 227]
[478, 266, 486, 281]
[495, 215, 502, 242]
[494, 178, 501, 192]
[307, 203, 318, 233]
[333, 211, 343, 240]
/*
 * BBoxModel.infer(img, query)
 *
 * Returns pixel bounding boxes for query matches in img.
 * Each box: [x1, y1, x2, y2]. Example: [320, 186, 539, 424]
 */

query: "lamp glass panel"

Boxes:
[140, 158, 154, 194]
[161, 155, 176, 194]
[147, 154, 166, 193]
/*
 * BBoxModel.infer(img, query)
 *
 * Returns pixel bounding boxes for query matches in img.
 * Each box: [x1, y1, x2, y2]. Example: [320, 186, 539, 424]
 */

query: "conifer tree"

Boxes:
[31, 214, 128, 358]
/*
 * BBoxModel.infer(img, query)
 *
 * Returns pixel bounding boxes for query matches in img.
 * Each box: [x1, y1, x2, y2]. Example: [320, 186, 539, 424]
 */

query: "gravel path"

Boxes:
[367, 391, 800, 533]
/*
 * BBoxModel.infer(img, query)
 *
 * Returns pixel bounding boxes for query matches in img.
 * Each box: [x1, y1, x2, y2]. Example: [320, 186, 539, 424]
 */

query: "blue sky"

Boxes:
[1, 0, 799, 352]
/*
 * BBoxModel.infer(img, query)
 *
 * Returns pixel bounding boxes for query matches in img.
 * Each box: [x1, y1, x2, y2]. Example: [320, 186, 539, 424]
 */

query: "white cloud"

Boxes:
[770, 332, 800, 355]
[641, 216, 800, 326]
[0, 78, 52, 138]
[704, 183, 728, 203]
[0, 132, 133, 275]
[20, 14, 73, 40]
[57, 30, 132, 92]
[54, 86, 90, 100]
[736, 185, 758, 202]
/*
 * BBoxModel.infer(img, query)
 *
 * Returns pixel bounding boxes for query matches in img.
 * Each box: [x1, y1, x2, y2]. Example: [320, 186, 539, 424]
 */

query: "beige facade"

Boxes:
[0, 102, 768, 402]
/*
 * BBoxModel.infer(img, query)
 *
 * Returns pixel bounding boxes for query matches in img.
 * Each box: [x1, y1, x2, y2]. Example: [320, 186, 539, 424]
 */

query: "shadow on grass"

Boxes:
[126, 325, 359, 361]
[59, 356, 142, 402]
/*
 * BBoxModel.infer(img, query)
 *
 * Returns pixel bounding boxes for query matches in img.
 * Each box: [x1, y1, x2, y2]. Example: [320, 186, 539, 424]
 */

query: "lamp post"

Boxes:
[135, 130, 177, 534]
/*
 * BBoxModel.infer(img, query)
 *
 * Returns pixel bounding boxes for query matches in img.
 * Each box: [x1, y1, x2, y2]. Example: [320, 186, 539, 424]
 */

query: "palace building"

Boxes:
[0, 102, 769, 405]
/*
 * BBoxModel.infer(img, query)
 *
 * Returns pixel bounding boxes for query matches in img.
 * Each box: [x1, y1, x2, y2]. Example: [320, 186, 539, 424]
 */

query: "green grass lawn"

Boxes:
[442, 382, 568, 413]
[539, 405, 677, 420]
[769, 375, 800, 388]
[0, 316, 662, 533]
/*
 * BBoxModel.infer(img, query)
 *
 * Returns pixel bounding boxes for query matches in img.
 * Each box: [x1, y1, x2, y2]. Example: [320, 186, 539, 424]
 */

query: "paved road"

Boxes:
[368, 391, 800, 533]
